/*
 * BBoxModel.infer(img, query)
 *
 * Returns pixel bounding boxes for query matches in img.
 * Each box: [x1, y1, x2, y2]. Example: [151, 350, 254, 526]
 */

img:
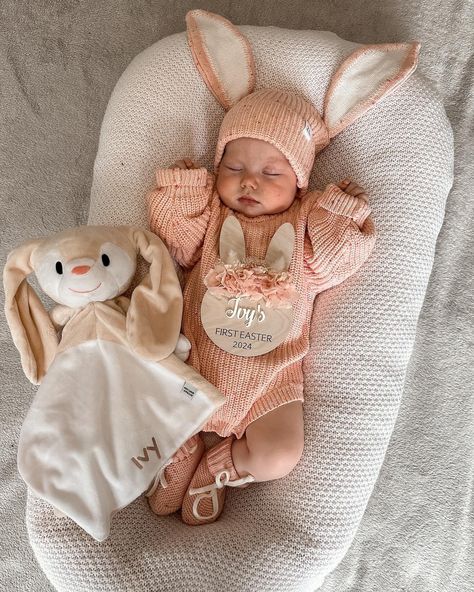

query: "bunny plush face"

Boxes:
[33, 229, 136, 307]
[4, 224, 185, 384]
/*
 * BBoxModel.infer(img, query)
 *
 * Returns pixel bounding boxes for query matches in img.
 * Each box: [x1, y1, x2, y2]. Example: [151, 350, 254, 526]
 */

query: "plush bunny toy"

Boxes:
[3, 225, 224, 541]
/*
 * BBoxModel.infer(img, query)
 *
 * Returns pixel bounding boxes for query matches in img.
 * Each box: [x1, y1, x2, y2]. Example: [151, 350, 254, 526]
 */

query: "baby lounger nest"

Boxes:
[26, 10, 453, 592]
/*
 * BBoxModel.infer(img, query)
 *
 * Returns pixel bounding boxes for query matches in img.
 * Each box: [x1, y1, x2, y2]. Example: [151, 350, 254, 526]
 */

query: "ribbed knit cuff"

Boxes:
[317, 183, 371, 225]
[205, 384, 304, 440]
[207, 437, 239, 480]
[173, 433, 202, 462]
[156, 167, 208, 188]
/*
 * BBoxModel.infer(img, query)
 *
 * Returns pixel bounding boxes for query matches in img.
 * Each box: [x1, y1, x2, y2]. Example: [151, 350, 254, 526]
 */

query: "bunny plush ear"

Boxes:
[186, 9, 256, 110]
[3, 239, 58, 385]
[324, 42, 421, 138]
[127, 229, 183, 361]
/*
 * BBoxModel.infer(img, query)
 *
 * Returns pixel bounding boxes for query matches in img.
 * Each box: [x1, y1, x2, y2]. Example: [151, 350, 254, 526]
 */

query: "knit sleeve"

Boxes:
[304, 183, 376, 292]
[147, 167, 213, 269]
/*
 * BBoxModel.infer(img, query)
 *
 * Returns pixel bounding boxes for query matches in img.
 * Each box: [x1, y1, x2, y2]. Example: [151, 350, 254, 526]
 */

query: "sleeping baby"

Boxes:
[146, 88, 376, 525]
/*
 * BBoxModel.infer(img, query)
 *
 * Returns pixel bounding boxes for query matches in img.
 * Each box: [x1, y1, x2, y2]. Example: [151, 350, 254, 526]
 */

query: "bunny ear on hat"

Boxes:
[186, 10, 420, 148]
[186, 9, 256, 110]
[324, 42, 421, 139]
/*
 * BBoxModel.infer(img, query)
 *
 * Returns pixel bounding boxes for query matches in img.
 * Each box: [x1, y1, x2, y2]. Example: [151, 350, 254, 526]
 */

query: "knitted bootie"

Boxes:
[146, 433, 205, 516]
[181, 436, 255, 525]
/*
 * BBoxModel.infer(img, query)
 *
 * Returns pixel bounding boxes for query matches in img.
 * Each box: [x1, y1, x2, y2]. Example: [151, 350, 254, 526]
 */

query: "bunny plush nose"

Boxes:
[71, 265, 91, 275]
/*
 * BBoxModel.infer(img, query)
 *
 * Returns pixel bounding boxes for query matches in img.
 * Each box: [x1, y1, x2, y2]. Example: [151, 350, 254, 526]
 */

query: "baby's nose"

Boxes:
[241, 173, 257, 188]
[71, 265, 91, 275]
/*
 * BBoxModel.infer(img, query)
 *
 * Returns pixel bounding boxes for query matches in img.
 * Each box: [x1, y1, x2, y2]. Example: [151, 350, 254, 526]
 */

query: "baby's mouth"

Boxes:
[238, 195, 258, 205]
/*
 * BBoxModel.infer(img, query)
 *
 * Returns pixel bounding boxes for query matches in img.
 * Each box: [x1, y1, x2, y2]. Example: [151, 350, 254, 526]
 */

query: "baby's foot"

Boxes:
[146, 434, 205, 516]
[181, 436, 254, 525]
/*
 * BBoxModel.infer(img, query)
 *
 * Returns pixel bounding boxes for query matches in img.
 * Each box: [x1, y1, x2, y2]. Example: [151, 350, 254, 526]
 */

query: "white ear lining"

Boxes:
[324, 42, 420, 138]
[186, 9, 256, 110]
[327, 51, 401, 126]
[198, 19, 251, 107]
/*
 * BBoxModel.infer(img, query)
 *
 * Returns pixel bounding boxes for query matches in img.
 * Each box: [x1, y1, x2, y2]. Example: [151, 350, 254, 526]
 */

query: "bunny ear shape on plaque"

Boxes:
[219, 215, 247, 264]
[324, 42, 421, 139]
[186, 9, 256, 110]
[264, 223, 295, 273]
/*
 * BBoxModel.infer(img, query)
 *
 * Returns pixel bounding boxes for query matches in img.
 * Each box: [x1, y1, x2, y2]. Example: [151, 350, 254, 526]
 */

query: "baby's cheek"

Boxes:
[216, 173, 231, 194]
[275, 182, 295, 200]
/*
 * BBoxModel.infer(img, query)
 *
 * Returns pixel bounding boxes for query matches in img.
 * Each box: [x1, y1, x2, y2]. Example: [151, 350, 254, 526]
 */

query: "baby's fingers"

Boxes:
[338, 179, 368, 201]
[171, 160, 187, 169]
[172, 158, 197, 169]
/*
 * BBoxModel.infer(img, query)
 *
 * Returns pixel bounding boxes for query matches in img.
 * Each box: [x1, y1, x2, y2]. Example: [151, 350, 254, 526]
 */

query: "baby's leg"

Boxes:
[232, 401, 304, 482]
[181, 402, 304, 525]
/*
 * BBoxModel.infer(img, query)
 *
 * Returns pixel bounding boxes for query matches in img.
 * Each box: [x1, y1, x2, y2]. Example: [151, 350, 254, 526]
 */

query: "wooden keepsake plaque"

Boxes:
[201, 215, 296, 358]
[201, 293, 294, 357]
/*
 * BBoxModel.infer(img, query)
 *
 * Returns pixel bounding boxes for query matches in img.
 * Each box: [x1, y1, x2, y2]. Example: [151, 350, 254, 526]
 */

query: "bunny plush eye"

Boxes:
[101, 254, 110, 267]
[55, 262, 63, 275]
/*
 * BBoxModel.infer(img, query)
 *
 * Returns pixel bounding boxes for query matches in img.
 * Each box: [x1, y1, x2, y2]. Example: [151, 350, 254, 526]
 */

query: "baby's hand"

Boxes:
[337, 179, 368, 202]
[171, 158, 199, 170]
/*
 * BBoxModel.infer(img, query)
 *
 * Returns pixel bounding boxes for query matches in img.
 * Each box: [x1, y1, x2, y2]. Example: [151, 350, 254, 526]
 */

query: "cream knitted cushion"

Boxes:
[26, 23, 453, 592]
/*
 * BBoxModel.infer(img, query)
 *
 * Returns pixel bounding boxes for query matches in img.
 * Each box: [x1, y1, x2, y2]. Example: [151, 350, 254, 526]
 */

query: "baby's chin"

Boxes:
[236, 203, 293, 217]
[233, 203, 268, 217]
[219, 194, 295, 217]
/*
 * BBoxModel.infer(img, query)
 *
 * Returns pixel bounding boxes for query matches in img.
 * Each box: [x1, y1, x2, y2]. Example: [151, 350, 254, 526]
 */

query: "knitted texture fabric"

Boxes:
[147, 173, 375, 438]
[181, 436, 238, 524]
[147, 434, 205, 515]
[214, 88, 330, 191]
[27, 26, 452, 592]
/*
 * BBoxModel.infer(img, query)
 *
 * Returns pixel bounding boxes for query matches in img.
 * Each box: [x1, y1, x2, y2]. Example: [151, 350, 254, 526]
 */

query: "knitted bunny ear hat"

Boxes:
[214, 88, 330, 193]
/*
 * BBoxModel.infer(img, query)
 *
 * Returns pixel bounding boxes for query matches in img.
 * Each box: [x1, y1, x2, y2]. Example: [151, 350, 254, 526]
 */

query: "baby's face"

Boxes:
[216, 138, 298, 217]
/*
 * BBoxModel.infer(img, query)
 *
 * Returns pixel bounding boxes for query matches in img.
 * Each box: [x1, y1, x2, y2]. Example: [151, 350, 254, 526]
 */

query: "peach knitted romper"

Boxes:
[147, 170, 375, 439]
[148, 89, 375, 443]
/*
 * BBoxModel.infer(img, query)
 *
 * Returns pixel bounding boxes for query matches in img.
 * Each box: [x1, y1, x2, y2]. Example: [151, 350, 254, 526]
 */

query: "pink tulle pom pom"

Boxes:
[204, 261, 298, 308]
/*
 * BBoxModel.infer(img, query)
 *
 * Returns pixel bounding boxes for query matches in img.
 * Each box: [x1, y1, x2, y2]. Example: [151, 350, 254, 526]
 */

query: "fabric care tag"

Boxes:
[200, 216, 297, 357]
[181, 381, 198, 397]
